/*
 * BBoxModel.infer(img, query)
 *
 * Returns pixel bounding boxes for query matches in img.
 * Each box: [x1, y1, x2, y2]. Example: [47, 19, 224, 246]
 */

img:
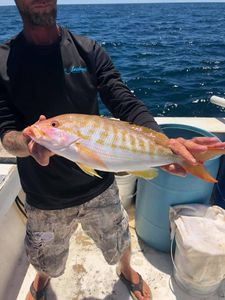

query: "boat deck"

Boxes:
[1, 117, 225, 300]
[16, 205, 225, 300]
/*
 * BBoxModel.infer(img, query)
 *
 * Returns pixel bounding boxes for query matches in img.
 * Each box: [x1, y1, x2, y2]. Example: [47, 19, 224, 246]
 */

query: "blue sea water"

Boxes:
[0, 3, 225, 117]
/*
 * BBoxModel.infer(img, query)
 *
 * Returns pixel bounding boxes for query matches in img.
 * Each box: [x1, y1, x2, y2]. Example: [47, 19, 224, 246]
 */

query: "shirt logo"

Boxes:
[64, 66, 87, 75]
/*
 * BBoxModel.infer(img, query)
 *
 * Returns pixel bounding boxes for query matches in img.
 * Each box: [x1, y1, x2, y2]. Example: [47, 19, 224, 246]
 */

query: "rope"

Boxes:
[15, 196, 27, 219]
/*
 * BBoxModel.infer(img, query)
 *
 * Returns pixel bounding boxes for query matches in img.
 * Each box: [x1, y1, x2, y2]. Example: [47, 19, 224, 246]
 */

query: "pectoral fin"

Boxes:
[72, 142, 106, 178]
[76, 162, 102, 178]
[129, 168, 158, 180]
[74, 143, 107, 170]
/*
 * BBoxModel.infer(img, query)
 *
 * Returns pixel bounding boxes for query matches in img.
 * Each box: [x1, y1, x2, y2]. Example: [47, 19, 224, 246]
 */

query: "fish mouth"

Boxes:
[33, 126, 45, 139]
[23, 125, 79, 149]
[23, 125, 47, 140]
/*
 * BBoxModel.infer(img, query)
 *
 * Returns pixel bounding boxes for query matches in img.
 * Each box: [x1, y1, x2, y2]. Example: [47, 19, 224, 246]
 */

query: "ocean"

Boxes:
[0, 3, 225, 117]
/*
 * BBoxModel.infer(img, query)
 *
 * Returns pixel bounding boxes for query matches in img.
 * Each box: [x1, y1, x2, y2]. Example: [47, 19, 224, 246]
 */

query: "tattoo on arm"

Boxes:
[2, 131, 30, 157]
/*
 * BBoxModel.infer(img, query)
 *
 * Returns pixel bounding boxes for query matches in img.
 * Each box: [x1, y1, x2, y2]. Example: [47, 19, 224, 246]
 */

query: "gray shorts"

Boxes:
[25, 181, 130, 277]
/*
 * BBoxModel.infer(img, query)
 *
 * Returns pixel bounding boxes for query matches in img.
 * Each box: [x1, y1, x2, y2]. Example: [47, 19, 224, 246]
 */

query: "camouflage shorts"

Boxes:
[25, 181, 130, 277]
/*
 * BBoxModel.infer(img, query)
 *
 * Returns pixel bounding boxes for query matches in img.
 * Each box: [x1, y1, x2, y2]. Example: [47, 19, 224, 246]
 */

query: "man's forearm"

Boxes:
[2, 130, 30, 157]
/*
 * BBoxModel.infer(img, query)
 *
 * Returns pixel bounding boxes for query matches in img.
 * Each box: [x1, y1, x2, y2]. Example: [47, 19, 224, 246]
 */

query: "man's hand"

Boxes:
[161, 136, 225, 176]
[23, 115, 54, 166]
[26, 139, 54, 166]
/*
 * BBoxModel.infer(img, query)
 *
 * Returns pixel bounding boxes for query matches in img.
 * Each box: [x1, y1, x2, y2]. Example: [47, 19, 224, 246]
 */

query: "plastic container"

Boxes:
[170, 204, 225, 298]
[135, 124, 221, 252]
[173, 236, 223, 298]
[115, 173, 137, 209]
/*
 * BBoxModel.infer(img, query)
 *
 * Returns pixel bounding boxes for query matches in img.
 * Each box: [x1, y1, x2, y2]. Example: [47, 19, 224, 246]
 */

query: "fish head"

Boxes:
[23, 116, 79, 150]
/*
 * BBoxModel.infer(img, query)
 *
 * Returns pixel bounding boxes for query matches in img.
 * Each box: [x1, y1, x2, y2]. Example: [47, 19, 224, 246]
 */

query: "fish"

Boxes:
[23, 113, 225, 183]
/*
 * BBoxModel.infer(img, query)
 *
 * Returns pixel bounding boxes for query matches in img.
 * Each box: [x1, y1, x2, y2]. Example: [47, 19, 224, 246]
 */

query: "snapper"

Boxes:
[23, 114, 225, 182]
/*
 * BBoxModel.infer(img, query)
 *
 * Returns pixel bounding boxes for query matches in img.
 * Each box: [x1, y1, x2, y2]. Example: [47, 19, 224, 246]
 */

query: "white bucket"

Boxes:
[115, 173, 137, 209]
[171, 233, 223, 298]
[169, 205, 225, 298]
[173, 267, 222, 298]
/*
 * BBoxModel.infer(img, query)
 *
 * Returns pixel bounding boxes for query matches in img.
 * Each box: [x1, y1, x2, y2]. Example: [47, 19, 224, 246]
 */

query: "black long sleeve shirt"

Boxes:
[0, 27, 161, 209]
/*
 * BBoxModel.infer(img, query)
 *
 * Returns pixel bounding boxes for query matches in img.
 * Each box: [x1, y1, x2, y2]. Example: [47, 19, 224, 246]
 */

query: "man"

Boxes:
[0, 1, 223, 300]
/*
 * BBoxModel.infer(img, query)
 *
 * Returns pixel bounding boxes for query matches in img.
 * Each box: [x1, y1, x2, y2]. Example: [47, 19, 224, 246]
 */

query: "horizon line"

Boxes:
[1, 0, 225, 6]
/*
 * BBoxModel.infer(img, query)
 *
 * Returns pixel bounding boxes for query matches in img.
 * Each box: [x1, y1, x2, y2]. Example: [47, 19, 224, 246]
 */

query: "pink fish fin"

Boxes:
[76, 162, 102, 178]
[129, 168, 158, 180]
[181, 162, 217, 183]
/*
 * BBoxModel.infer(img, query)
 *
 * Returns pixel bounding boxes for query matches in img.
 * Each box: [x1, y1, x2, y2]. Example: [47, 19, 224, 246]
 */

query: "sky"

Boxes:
[1, 0, 225, 5]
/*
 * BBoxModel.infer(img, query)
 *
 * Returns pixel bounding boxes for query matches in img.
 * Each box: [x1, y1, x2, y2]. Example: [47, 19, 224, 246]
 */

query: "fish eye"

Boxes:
[50, 120, 59, 128]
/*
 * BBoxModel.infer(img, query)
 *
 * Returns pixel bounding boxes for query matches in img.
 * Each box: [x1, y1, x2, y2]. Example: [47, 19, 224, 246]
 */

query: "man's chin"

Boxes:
[29, 12, 56, 26]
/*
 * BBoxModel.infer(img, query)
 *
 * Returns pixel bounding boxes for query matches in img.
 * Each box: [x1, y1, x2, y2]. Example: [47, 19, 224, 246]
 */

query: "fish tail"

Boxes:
[181, 162, 217, 183]
[178, 148, 225, 183]
[193, 148, 225, 162]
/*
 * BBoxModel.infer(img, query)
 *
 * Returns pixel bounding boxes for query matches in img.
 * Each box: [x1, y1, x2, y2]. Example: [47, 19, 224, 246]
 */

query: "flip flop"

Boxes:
[29, 280, 50, 300]
[116, 268, 152, 300]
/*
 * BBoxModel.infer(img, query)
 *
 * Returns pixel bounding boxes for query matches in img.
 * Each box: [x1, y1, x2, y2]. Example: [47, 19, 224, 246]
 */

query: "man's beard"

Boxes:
[25, 7, 57, 26]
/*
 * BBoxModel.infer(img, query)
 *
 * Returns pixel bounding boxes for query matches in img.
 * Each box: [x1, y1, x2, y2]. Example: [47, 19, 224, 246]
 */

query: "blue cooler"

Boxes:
[135, 124, 221, 252]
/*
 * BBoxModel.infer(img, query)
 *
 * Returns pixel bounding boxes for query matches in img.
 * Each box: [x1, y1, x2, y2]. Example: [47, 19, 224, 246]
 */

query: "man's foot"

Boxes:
[117, 267, 152, 300]
[26, 275, 49, 300]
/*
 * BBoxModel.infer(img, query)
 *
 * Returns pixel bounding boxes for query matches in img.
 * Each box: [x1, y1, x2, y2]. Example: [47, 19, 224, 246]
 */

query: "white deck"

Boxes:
[17, 205, 225, 300]
[0, 164, 27, 300]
